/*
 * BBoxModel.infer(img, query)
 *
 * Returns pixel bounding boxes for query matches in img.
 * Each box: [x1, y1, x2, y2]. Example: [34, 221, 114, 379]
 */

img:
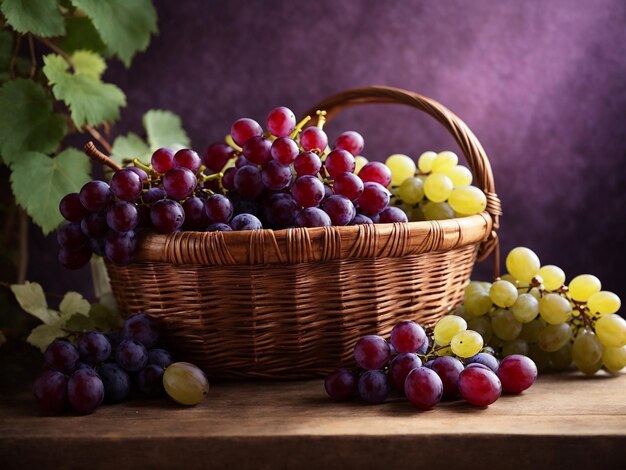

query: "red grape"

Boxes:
[358, 162, 392, 187]
[295, 207, 331, 227]
[378, 206, 408, 223]
[230, 213, 263, 230]
[294, 151, 322, 176]
[58, 245, 92, 270]
[263, 193, 299, 229]
[325, 369, 357, 401]
[141, 187, 166, 204]
[105, 230, 137, 266]
[33, 370, 68, 415]
[335, 131, 364, 156]
[79, 181, 112, 212]
[243, 135, 272, 165]
[204, 143, 235, 172]
[497, 355, 537, 394]
[182, 196, 210, 231]
[57, 223, 87, 251]
[77, 332, 112, 364]
[429, 356, 464, 399]
[44, 340, 80, 373]
[358, 370, 389, 404]
[106, 201, 139, 232]
[262, 160, 292, 190]
[321, 194, 355, 226]
[124, 313, 160, 348]
[128, 166, 148, 182]
[138, 364, 165, 396]
[207, 223, 232, 232]
[271, 137, 299, 164]
[111, 168, 143, 202]
[325, 149, 355, 178]
[354, 335, 390, 370]
[405, 367, 443, 410]
[389, 353, 422, 392]
[231, 118, 262, 146]
[174, 149, 202, 173]
[234, 166, 264, 199]
[291, 175, 325, 207]
[300, 127, 328, 152]
[205, 194, 234, 224]
[267, 106, 296, 137]
[350, 214, 373, 225]
[390, 320, 427, 353]
[150, 199, 185, 233]
[222, 167, 237, 190]
[458, 366, 502, 406]
[333, 172, 364, 201]
[59, 193, 87, 222]
[163, 167, 197, 200]
[357, 182, 390, 216]
[67, 369, 104, 414]
[151, 147, 175, 174]
[466, 353, 500, 373]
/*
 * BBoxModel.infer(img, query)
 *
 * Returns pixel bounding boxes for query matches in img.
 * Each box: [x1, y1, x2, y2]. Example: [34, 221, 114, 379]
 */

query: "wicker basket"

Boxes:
[106, 86, 502, 379]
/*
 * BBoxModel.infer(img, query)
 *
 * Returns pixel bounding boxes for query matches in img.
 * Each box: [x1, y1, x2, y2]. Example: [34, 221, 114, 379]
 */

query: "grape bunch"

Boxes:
[324, 318, 537, 408]
[32, 313, 209, 415]
[459, 246, 626, 375]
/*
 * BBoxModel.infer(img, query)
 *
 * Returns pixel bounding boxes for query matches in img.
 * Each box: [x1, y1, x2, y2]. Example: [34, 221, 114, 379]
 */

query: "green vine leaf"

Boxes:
[111, 132, 151, 166]
[1, 0, 65, 37]
[70, 0, 157, 67]
[59, 292, 91, 320]
[58, 16, 107, 56]
[89, 303, 123, 331]
[144, 110, 190, 151]
[65, 313, 95, 332]
[71, 50, 106, 79]
[10, 148, 91, 234]
[27, 320, 68, 352]
[0, 79, 67, 165]
[10, 282, 59, 325]
[43, 53, 126, 127]
[0, 30, 13, 82]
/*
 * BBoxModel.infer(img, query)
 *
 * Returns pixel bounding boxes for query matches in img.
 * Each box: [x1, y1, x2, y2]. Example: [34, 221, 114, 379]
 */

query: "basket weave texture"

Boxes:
[106, 86, 502, 378]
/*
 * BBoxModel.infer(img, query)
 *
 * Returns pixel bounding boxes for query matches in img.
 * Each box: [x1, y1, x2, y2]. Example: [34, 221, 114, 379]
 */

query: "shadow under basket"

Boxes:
[105, 86, 502, 379]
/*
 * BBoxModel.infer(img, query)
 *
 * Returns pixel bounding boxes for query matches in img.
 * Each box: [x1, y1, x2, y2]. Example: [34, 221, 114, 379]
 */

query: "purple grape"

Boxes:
[230, 213, 263, 231]
[497, 355, 537, 394]
[358, 370, 389, 404]
[389, 353, 422, 392]
[234, 165, 264, 199]
[416, 337, 430, 355]
[163, 167, 197, 200]
[44, 340, 79, 373]
[321, 194, 356, 226]
[141, 187, 166, 204]
[106, 201, 139, 232]
[207, 223, 232, 232]
[235, 155, 255, 168]
[243, 135, 272, 165]
[465, 363, 492, 371]
[333, 172, 364, 201]
[405, 367, 444, 410]
[430, 356, 464, 399]
[324, 369, 357, 401]
[262, 160, 292, 190]
[350, 214, 373, 225]
[291, 175, 325, 208]
[124, 313, 159, 348]
[87, 236, 104, 257]
[357, 182, 390, 216]
[458, 366, 502, 406]
[58, 245, 92, 270]
[358, 162, 392, 188]
[204, 143, 235, 172]
[174, 149, 202, 173]
[221, 167, 236, 191]
[294, 151, 322, 176]
[267, 106, 296, 137]
[325, 149, 356, 178]
[67, 368, 104, 414]
[182, 196, 210, 231]
[466, 352, 500, 373]
[151, 147, 175, 174]
[59, 193, 87, 222]
[390, 320, 427, 353]
[128, 166, 148, 182]
[79, 181, 113, 212]
[354, 335, 390, 370]
[33, 370, 68, 415]
[137, 364, 165, 397]
[57, 223, 87, 251]
[150, 199, 185, 233]
[231, 118, 262, 146]
[105, 331, 124, 352]
[300, 127, 328, 152]
[77, 332, 112, 364]
[271, 137, 299, 165]
[111, 168, 143, 202]
[116, 340, 148, 372]
[73, 362, 95, 372]
[379, 206, 409, 223]
[148, 348, 174, 368]
[263, 193, 299, 229]
[80, 211, 108, 238]
[335, 131, 364, 156]
[295, 207, 331, 228]
[105, 230, 137, 266]
[99, 363, 130, 403]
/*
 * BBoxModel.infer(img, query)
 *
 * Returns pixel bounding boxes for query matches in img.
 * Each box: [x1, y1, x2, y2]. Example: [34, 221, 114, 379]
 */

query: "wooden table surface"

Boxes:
[1, 371, 625, 469]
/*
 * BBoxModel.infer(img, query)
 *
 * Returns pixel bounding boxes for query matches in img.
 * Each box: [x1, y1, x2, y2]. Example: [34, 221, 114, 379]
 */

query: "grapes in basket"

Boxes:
[33, 313, 209, 415]
[57, 105, 489, 269]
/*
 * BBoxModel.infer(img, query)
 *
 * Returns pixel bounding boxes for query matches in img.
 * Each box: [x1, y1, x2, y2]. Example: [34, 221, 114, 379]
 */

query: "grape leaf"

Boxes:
[10, 282, 59, 325]
[65, 313, 95, 332]
[89, 303, 123, 331]
[111, 132, 151, 166]
[70, 0, 157, 67]
[144, 110, 190, 151]
[43, 54, 126, 127]
[10, 149, 91, 234]
[59, 291, 91, 320]
[1, 0, 65, 37]
[58, 17, 107, 55]
[28, 320, 68, 352]
[0, 79, 67, 165]
[71, 50, 106, 79]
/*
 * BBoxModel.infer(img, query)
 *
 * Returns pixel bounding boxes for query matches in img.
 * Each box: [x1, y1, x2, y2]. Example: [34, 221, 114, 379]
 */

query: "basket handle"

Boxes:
[303, 85, 502, 264]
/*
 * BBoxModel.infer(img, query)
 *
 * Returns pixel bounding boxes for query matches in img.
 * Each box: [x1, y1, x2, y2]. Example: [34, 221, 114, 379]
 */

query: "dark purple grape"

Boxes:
[390, 320, 427, 353]
[261, 160, 292, 190]
[324, 369, 356, 401]
[243, 136, 272, 165]
[68, 368, 104, 414]
[458, 366, 502, 406]
[235, 155, 255, 168]
[106, 201, 139, 232]
[222, 167, 236, 191]
[358, 162, 392, 188]
[357, 182, 390, 216]
[325, 149, 355, 178]
[124, 313, 159, 348]
[335, 131, 364, 156]
[321, 195, 356, 226]
[148, 348, 174, 368]
[333, 172, 364, 202]
[58, 245, 92, 270]
[231, 118, 262, 146]
[163, 167, 197, 200]
[150, 199, 185, 233]
[116, 340, 148, 372]
[128, 166, 148, 182]
[291, 175, 325, 208]
[204, 143, 235, 172]
[230, 213, 263, 231]
[234, 165, 263, 199]
[207, 223, 232, 232]
[57, 223, 87, 251]
[73, 362, 95, 372]
[358, 370, 389, 404]
[271, 137, 299, 164]
[295, 207, 331, 227]
[182, 196, 210, 231]
[137, 364, 165, 397]
[59, 193, 87, 222]
[105, 231, 137, 266]
[33, 370, 68, 415]
[294, 151, 322, 176]
[77, 332, 112, 364]
[430, 356, 464, 399]
[79, 181, 113, 212]
[354, 335, 391, 370]
[350, 214, 373, 225]
[141, 187, 166, 204]
[80, 211, 108, 238]
[264, 193, 299, 229]
[44, 340, 79, 373]
[99, 363, 130, 403]
[111, 168, 143, 202]
[497, 355, 537, 394]
[174, 149, 202, 173]
[416, 337, 430, 355]
[105, 331, 124, 352]
[267, 106, 296, 137]
[300, 127, 328, 152]
[405, 367, 443, 410]
[389, 353, 422, 392]
[379, 206, 408, 223]
[151, 147, 175, 174]
[323, 183, 333, 200]
[466, 352, 500, 373]
[465, 363, 492, 371]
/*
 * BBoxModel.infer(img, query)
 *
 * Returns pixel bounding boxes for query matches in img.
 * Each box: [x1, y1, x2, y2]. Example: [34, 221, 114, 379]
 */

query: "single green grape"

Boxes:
[537, 322, 572, 352]
[602, 346, 626, 373]
[423, 173, 453, 203]
[502, 338, 529, 357]
[464, 291, 493, 317]
[489, 280, 518, 308]
[568, 274, 601, 302]
[397, 177, 424, 204]
[594, 314, 626, 348]
[448, 186, 487, 215]
[386, 154, 416, 186]
[423, 201, 455, 220]
[572, 331, 603, 375]
[434, 315, 467, 346]
[442, 165, 473, 187]
[465, 280, 489, 297]
[491, 308, 522, 341]
[354, 155, 369, 174]
[549, 343, 573, 371]
[450, 330, 484, 358]
[537, 265, 566, 291]
[430, 151, 458, 173]
[521, 317, 546, 343]
[163, 362, 209, 406]
[538, 293, 572, 325]
[417, 151, 437, 173]
[506, 247, 541, 284]
[587, 291, 621, 316]
[511, 293, 539, 323]
[467, 316, 493, 343]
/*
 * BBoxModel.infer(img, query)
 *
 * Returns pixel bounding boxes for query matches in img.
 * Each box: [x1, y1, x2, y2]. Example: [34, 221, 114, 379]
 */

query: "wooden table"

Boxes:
[1, 371, 625, 469]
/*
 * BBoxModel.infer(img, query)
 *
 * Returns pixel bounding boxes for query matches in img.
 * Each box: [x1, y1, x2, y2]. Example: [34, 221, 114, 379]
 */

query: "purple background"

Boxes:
[30, 0, 626, 300]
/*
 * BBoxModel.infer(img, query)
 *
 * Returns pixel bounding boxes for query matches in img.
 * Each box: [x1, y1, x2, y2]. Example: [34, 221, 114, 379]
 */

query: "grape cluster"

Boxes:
[325, 318, 537, 408]
[32, 314, 209, 415]
[459, 246, 626, 374]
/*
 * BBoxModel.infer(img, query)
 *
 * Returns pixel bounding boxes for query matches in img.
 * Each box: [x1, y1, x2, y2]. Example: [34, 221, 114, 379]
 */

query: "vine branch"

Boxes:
[85, 125, 113, 154]
[35, 36, 75, 69]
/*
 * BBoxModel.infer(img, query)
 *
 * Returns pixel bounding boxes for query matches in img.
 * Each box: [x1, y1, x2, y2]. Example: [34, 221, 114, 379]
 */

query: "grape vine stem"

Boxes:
[35, 36, 75, 69]
[85, 125, 113, 154]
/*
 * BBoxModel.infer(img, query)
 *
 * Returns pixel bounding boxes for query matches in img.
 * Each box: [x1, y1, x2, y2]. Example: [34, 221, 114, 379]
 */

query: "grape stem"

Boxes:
[315, 110, 327, 129]
[289, 115, 312, 139]
[83, 141, 122, 171]
[225, 134, 243, 152]
[132, 158, 154, 174]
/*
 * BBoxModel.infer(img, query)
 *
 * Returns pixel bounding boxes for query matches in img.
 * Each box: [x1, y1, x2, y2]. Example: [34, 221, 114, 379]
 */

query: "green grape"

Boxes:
[464, 291, 493, 317]
[442, 165, 472, 187]
[448, 186, 487, 215]
[505, 247, 541, 284]
[409, 205, 425, 221]
[537, 265, 565, 291]
[423, 173, 453, 202]
[417, 151, 437, 173]
[594, 314, 626, 348]
[587, 291, 621, 316]
[550, 343, 573, 371]
[502, 338, 529, 357]
[511, 293, 540, 323]
[430, 151, 458, 173]
[451, 306, 473, 321]
[354, 155, 368, 174]
[602, 346, 626, 373]
[434, 315, 467, 346]
[572, 331, 603, 375]
[521, 317, 546, 342]
[529, 287, 542, 301]
[397, 177, 424, 204]
[537, 322, 572, 352]
[163, 362, 209, 406]
[467, 316, 493, 342]
[386, 154, 416, 186]
[437, 345, 454, 356]
[423, 201, 455, 220]
[450, 330, 484, 358]
[568, 274, 601, 302]
[499, 274, 519, 285]
[528, 343, 552, 372]
[489, 280, 518, 308]
[538, 293, 572, 325]
[491, 308, 522, 341]
[465, 280, 488, 297]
